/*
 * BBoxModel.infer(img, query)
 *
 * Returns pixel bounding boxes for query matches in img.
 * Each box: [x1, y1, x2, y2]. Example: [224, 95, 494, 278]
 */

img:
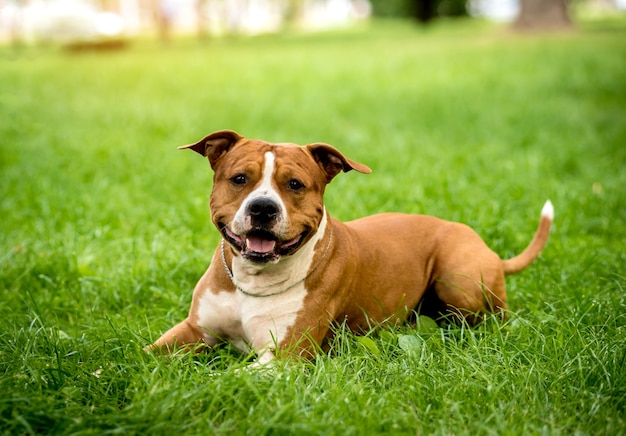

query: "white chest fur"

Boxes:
[195, 212, 328, 363]
[195, 285, 308, 363]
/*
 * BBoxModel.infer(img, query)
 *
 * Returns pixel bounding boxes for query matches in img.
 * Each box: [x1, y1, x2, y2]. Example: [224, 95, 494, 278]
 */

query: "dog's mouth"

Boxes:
[220, 223, 306, 264]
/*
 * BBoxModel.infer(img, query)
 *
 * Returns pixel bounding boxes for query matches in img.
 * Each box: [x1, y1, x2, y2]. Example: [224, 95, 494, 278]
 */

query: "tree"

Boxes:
[514, 0, 572, 30]
[368, 0, 468, 22]
[415, 0, 436, 22]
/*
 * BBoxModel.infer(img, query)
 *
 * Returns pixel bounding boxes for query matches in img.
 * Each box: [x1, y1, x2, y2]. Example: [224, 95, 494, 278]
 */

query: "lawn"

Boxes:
[1, 17, 625, 434]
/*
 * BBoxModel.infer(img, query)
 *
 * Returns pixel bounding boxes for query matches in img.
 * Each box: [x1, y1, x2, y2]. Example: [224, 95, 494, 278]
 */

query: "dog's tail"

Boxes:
[502, 200, 554, 275]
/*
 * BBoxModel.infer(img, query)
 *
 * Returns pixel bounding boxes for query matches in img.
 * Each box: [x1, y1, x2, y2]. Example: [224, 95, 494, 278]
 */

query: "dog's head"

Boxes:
[180, 130, 371, 265]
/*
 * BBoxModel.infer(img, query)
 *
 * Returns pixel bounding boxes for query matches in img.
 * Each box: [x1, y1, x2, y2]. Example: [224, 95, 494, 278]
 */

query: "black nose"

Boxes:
[248, 197, 279, 224]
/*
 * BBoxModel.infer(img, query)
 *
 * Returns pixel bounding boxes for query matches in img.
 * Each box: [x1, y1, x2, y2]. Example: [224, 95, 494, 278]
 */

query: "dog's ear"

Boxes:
[178, 130, 243, 169]
[307, 143, 372, 183]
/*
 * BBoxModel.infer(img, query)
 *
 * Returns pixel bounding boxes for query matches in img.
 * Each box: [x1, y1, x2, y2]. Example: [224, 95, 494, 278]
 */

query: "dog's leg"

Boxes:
[240, 320, 329, 364]
[276, 315, 333, 360]
[147, 318, 215, 352]
[433, 267, 507, 324]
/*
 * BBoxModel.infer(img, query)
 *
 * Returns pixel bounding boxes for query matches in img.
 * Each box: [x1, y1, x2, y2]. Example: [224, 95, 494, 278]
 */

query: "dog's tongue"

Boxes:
[246, 236, 276, 253]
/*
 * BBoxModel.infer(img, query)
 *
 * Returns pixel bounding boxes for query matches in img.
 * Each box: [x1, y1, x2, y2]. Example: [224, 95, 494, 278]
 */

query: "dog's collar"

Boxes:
[220, 228, 333, 298]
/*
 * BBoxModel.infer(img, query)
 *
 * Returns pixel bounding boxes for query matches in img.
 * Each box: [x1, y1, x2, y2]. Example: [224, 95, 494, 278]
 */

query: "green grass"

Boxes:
[1, 18, 626, 434]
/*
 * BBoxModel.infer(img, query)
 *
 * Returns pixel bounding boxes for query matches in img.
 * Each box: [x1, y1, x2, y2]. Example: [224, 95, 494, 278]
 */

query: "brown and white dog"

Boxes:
[148, 130, 553, 364]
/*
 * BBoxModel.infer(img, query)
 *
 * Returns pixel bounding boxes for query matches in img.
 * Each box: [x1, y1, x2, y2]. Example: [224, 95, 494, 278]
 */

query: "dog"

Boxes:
[148, 130, 553, 364]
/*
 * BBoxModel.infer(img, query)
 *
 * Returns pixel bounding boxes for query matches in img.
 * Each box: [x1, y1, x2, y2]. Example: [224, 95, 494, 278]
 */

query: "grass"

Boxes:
[1, 17, 626, 434]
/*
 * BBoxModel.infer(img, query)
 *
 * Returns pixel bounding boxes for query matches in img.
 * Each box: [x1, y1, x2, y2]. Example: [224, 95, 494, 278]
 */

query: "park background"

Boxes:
[2, 0, 625, 44]
[1, 0, 625, 434]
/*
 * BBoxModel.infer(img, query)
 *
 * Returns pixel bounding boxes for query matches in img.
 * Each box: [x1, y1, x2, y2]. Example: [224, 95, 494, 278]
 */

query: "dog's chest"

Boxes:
[195, 283, 307, 353]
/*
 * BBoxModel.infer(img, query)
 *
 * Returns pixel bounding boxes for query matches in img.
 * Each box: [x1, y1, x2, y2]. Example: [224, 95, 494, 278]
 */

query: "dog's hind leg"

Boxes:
[432, 264, 507, 325]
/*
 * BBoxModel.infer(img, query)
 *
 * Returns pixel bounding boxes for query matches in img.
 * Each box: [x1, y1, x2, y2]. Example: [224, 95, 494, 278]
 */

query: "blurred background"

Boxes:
[2, 0, 625, 48]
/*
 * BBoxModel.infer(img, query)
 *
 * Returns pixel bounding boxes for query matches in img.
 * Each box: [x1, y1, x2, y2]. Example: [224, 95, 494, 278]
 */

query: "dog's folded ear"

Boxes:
[307, 143, 372, 183]
[179, 130, 243, 168]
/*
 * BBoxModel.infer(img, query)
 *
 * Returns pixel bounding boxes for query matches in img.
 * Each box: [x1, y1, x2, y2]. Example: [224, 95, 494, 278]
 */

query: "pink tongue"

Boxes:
[246, 236, 276, 253]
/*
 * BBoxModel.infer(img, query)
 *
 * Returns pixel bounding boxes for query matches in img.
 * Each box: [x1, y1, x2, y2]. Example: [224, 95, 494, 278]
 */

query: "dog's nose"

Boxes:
[248, 198, 279, 224]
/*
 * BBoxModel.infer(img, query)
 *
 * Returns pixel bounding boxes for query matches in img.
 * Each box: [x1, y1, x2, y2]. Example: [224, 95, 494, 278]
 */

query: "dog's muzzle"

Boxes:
[220, 198, 306, 264]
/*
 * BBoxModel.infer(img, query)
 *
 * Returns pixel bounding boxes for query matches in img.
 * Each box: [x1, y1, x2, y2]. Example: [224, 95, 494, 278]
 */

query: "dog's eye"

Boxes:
[288, 179, 305, 191]
[231, 174, 247, 185]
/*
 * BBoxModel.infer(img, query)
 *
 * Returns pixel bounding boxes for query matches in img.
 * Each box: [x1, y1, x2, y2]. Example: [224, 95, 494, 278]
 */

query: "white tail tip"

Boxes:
[541, 200, 554, 220]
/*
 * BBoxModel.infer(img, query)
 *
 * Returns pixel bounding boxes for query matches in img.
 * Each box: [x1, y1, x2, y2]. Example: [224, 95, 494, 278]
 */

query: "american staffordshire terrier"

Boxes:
[148, 130, 553, 363]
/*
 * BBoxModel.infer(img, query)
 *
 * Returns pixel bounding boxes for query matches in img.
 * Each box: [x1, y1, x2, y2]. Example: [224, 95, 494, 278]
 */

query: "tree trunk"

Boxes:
[415, 0, 436, 23]
[514, 0, 572, 31]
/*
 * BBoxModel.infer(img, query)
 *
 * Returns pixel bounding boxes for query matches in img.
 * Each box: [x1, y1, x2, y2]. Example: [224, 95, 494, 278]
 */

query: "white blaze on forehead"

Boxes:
[231, 151, 288, 234]
[258, 151, 276, 195]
